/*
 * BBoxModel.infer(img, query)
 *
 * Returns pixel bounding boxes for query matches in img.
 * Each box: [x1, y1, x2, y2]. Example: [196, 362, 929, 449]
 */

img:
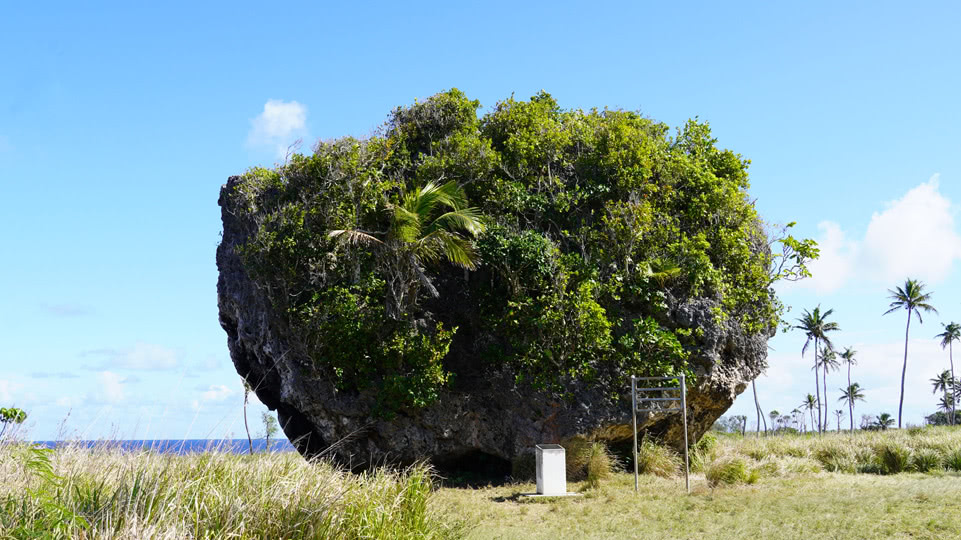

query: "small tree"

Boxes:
[874, 413, 895, 431]
[0, 407, 27, 440]
[243, 379, 253, 455]
[839, 383, 866, 433]
[834, 409, 844, 432]
[931, 370, 955, 422]
[261, 412, 279, 452]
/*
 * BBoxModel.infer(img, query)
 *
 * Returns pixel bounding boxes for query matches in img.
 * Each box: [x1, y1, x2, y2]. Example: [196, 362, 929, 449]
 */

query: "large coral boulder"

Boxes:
[216, 90, 777, 472]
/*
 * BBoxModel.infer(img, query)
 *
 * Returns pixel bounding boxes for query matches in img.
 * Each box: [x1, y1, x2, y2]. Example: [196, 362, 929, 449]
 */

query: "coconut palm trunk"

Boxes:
[948, 342, 958, 426]
[948, 339, 956, 425]
[898, 310, 911, 429]
[814, 338, 822, 434]
[822, 361, 829, 432]
[847, 361, 853, 432]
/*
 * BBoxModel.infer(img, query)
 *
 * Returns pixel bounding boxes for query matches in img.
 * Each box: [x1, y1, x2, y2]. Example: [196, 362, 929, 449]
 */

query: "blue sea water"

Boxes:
[33, 439, 296, 454]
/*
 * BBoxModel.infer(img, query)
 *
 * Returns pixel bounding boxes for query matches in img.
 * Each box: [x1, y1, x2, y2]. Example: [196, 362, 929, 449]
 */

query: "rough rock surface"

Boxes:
[217, 175, 770, 471]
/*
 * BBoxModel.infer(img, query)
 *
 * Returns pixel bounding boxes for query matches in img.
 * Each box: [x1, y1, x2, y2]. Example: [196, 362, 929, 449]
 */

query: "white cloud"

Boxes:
[740, 336, 953, 428]
[200, 385, 234, 402]
[191, 384, 235, 411]
[95, 371, 126, 404]
[792, 175, 961, 293]
[798, 221, 858, 294]
[82, 342, 179, 370]
[247, 99, 308, 158]
[862, 175, 961, 284]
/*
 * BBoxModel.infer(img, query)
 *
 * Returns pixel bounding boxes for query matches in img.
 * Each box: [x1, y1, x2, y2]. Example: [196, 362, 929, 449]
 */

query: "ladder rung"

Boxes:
[633, 376, 679, 381]
[636, 407, 683, 412]
[635, 387, 680, 392]
[637, 397, 680, 402]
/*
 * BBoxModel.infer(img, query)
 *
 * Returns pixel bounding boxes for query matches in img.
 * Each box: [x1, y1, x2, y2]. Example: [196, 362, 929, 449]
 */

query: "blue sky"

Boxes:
[2, 1, 960, 439]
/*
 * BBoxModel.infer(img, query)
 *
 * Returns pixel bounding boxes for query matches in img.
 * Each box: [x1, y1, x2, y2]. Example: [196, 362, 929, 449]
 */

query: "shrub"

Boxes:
[911, 449, 942, 473]
[636, 439, 680, 478]
[705, 456, 759, 487]
[944, 448, 961, 472]
[877, 443, 911, 475]
[559, 437, 617, 489]
[584, 442, 616, 489]
[689, 432, 719, 473]
[813, 444, 856, 473]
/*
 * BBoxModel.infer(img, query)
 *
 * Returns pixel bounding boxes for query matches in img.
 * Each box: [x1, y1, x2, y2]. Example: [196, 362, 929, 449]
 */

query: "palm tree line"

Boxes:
[753, 278, 959, 434]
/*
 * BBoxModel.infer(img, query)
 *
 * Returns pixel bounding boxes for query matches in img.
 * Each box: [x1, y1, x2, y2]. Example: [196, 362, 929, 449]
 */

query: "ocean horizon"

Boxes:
[33, 439, 297, 454]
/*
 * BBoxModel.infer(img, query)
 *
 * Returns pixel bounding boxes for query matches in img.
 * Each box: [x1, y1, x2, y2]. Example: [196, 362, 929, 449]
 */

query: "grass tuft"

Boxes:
[0, 442, 462, 539]
[636, 438, 680, 478]
[705, 456, 758, 487]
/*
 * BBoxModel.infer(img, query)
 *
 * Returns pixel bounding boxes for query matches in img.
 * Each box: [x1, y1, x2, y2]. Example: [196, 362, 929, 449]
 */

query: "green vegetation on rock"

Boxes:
[231, 89, 803, 412]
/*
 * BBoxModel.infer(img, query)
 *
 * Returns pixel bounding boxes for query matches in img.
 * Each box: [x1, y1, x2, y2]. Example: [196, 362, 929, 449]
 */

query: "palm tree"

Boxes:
[834, 409, 844, 432]
[839, 383, 866, 433]
[801, 394, 818, 433]
[818, 345, 840, 432]
[883, 278, 937, 429]
[938, 394, 955, 415]
[875, 413, 895, 431]
[935, 322, 961, 424]
[795, 306, 840, 434]
[330, 180, 486, 320]
[839, 347, 857, 396]
[931, 370, 955, 421]
[769, 410, 780, 432]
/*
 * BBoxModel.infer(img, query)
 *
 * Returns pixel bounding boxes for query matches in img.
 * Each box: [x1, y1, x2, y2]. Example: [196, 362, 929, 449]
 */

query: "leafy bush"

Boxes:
[230, 89, 783, 412]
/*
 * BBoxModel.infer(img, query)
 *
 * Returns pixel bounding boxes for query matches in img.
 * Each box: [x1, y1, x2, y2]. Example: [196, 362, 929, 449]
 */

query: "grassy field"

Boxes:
[4, 428, 961, 538]
[436, 427, 961, 539]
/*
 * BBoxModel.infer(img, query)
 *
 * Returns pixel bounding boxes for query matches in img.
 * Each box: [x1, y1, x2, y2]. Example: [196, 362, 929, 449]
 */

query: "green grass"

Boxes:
[0, 442, 462, 539]
[6, 427, 961, 538]
[435, 426, 961, 539]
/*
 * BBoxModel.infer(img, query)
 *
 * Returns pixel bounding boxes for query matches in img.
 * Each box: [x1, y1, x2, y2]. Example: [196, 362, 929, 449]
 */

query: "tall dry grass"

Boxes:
[0, 442, 462, 539]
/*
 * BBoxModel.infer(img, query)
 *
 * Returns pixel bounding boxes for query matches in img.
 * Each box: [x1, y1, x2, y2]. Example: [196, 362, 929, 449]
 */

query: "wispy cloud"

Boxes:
[81, 342, 179, 371]
[191, 384, 235, 411]
[30, 371, 80, 379]
[246, 99, 308, 158]
[790, 175, 961, 293]
[88, 371, 128, 404]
